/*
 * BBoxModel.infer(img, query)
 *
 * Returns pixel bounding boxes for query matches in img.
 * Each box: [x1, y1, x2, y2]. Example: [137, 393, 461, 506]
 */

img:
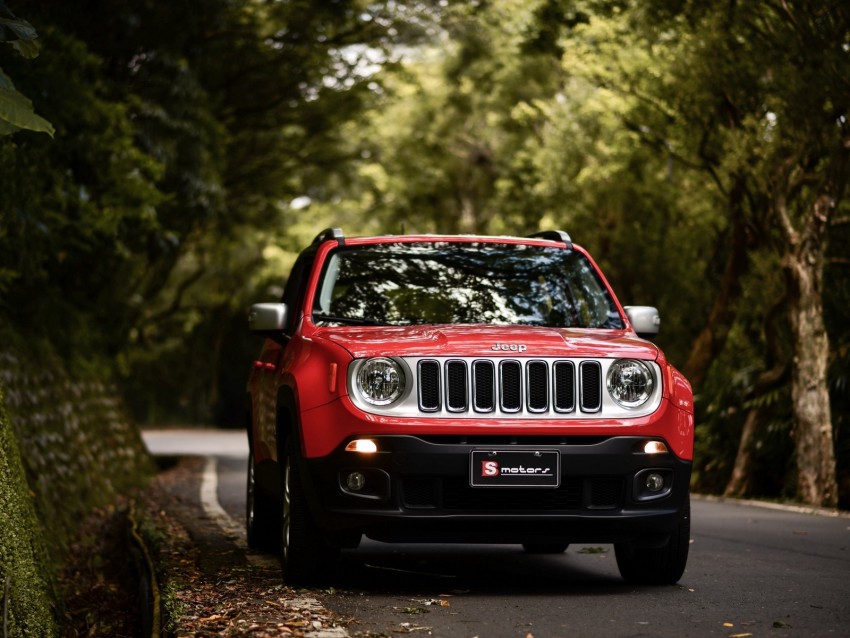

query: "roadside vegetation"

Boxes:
[0, 0, 848, 631]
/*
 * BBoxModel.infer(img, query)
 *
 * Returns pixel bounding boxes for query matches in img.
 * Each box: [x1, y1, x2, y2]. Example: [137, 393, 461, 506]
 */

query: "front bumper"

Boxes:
[299, 434, 692, 546]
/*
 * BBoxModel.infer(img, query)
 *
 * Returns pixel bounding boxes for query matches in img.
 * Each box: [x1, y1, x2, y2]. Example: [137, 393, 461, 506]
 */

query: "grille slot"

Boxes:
[553, 361, 576, 412]
[580, 361, 602, 412]
[500, 361, 522, 412]
[473, 360, 495, 412]
[526, 361, 549, 412]
[418, 360, 441, 411]
[445, 360, 468, 412]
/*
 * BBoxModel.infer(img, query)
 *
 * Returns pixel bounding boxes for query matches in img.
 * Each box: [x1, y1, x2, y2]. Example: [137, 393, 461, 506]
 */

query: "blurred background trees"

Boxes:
[0, 0, 847, 507]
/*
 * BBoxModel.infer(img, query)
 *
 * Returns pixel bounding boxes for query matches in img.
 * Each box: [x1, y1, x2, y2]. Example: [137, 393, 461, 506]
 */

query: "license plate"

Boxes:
[470, 450, 560, 488]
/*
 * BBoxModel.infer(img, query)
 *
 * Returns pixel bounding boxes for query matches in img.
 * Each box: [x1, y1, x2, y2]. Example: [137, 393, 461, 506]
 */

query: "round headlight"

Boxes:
[356, 357, 405, 405]
[607, 359, 654, 408]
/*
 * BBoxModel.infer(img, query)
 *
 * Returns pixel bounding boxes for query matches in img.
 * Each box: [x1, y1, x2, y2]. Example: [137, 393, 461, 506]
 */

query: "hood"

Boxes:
[312, 324, 659, 360]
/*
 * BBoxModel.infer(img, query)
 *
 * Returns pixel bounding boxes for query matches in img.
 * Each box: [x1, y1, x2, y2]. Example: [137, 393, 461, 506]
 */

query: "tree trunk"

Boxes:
[724, 407, 760, 498]
[783, 194, 838, 508]
[724, 364, 788, 498]
[683, 179, 751, 388]
[725, 292, 789, 498]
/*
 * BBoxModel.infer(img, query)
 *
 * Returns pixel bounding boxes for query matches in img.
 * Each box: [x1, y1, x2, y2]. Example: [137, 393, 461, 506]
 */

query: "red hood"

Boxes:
[311, 324, 659, 360]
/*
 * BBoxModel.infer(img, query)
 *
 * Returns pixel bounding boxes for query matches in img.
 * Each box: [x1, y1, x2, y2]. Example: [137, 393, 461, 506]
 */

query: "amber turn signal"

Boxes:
[643, 440, 668, 455]
[345, 439, 378, 454]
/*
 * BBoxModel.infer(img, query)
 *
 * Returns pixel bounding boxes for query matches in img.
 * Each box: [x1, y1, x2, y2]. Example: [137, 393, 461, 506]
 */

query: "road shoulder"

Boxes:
[136, 456, 350, 637]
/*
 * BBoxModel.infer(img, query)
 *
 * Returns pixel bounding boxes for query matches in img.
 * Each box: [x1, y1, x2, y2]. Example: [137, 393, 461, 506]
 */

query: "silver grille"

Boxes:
[417, 358, 602, 414]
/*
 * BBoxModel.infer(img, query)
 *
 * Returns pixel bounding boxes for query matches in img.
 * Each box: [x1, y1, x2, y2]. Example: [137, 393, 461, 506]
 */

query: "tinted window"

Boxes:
[280, 249, 317, 333]
[312, 242, 623, 329]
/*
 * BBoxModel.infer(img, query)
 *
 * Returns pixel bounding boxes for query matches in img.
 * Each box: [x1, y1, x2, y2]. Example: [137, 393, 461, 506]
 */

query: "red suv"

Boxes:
[246, 229, 694, 585]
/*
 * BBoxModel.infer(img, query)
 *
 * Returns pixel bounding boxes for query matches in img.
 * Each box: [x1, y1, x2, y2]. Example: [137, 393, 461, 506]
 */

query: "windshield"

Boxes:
[311, 242, 624, 329]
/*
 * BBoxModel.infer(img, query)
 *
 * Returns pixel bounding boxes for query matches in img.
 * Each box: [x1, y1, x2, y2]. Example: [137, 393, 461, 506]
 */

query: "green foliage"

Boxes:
[0, 67, 53, 136]
[0, 1, 54, 137]
[0, 26, 164, 368]
[339, 1, 573, 235]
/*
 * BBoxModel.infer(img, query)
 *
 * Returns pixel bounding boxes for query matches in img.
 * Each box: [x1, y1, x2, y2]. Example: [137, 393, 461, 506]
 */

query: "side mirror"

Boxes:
[248, 303, 289, 335]
[624, 306, 660, 339]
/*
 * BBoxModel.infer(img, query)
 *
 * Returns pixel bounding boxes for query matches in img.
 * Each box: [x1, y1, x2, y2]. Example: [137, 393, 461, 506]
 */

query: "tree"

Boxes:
[609, 0, 849, 506]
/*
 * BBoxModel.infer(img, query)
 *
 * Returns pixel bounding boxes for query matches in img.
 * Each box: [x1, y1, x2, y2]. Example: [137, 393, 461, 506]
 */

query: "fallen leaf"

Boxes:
[729, 634, 753, 638]
[723, 623, 734, 628]
[398, 623, 433, 633]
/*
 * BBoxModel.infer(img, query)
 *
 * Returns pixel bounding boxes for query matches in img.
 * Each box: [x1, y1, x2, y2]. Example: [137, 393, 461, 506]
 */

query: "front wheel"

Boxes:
[615, 495, 691, 585]
[281, 437, 339, 585]
[246, 452, 280, 551]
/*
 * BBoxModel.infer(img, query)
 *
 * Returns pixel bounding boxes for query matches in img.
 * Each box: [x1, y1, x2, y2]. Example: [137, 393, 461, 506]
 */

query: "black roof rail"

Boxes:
[312, 227, 345, 245]
[527, 230, 572, 248]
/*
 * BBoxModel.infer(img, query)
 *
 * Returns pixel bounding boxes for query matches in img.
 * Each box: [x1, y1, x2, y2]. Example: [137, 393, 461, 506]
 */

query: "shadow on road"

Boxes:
[332, 542, 633, 596]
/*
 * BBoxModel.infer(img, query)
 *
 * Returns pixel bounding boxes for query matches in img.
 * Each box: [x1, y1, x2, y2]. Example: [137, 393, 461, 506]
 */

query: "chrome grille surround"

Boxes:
[348, 356, 663, 419]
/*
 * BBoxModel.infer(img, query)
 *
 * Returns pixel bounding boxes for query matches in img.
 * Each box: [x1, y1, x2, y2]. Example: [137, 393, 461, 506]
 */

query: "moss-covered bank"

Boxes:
[0, 384, 56, 636]
[0, 340, 154, 635]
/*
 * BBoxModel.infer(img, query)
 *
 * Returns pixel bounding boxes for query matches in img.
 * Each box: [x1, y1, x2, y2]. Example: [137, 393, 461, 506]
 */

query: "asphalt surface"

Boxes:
[144, 428, 850, 638]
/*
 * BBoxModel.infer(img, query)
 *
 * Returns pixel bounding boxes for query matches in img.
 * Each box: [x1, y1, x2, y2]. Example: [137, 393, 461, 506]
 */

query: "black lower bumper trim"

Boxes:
[298, 434, 691, 545]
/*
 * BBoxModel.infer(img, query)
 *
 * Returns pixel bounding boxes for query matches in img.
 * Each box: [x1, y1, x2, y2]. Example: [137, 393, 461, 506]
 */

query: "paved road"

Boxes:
[143, 429, 850, 637]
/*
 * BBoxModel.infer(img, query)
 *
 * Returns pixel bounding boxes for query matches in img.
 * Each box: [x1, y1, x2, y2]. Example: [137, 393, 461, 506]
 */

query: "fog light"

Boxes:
[345, 439, 377, 454]
[645, 472, 665, 492]
[346, 472, 366, 492]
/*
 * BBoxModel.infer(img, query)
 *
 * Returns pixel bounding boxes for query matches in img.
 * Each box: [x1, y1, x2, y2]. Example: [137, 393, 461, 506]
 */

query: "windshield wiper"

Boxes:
[312, 313, 432, 327]
[312, 313, 381, 326]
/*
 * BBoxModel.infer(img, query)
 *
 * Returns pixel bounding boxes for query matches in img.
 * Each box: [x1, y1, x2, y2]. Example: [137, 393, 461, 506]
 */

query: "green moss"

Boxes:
[0, 323, 155, 635]
[1, 341, 155, 564]
[0, 383, 58, 636]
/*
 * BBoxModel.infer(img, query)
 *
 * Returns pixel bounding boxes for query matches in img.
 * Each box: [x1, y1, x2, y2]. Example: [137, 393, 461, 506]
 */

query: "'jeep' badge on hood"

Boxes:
[491, 343, 527, 353]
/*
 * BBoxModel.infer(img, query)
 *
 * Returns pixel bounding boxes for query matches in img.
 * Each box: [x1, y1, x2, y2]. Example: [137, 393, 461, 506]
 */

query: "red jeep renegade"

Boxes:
[246, 229, 694, 585]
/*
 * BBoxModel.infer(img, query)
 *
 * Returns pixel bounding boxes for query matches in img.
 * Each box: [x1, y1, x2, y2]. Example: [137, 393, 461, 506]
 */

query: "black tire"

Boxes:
[281, 437, 339, 585]
[522, 543, 569, 554]
[615, 495, 691, 585]
[246, 452, 281, 551]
